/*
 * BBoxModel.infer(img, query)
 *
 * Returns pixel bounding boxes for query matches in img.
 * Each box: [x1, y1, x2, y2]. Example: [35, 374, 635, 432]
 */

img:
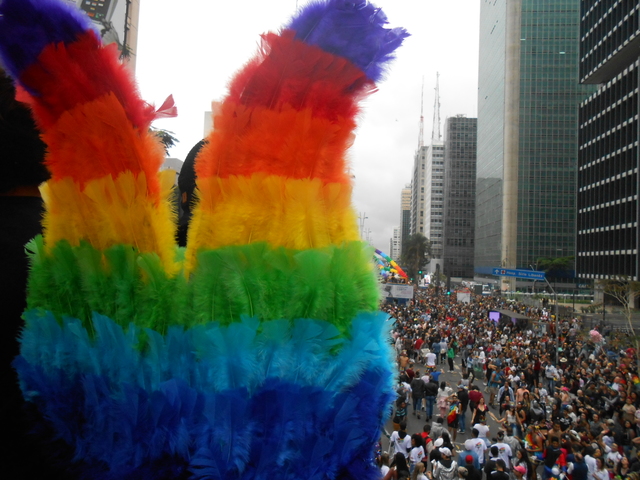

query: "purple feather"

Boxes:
[0, 0, 95, 80]
[286, 0, 409, 82]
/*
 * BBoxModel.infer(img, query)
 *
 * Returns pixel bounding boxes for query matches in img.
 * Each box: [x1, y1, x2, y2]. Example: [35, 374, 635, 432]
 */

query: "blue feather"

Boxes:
[0, 0, 95, 80]
[287, 0, 409, 82]
[19, 310, 394, 395]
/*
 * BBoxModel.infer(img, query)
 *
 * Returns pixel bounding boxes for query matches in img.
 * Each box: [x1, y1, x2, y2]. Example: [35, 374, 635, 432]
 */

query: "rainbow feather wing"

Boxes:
[0, 0, 408, 478]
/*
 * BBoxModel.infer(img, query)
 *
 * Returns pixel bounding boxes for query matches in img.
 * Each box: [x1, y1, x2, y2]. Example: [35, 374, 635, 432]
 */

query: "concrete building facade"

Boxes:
[577, 0, 640, 281]
[399, 184, 412, 259]
[390, 226, 401, 260]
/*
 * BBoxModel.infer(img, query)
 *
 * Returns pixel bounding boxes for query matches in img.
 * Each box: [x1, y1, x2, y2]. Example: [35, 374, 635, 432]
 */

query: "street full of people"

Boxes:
[376, 288, 640, 480]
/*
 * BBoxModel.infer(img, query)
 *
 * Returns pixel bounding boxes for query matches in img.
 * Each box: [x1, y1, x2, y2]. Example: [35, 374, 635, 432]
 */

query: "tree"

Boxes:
[150, 127, 179, 155]
[598, 277, 640, 370]
[401, 234, 431, 282]
[536, 256, 575, 279]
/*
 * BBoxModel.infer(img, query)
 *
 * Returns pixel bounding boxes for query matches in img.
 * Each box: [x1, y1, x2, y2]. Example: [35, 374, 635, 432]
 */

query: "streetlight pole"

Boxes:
[358, 212, 368, 239]
[532, 265, 559, 365]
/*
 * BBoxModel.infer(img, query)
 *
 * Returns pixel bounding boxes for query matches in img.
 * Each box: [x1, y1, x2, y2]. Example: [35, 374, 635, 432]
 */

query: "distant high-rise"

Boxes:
[410, 75, 445, 269]
[410, 145, 445, 253]
[577, 0, 640, 281]
[70, 0, 140, 72]
[475, 0, 596, 288]
[424, 141, 446, 260]
[443, 116, 477, 279]
[411, 147, 427, 237]
[390, 226, 401, 260]
[399, 184, 411, 259]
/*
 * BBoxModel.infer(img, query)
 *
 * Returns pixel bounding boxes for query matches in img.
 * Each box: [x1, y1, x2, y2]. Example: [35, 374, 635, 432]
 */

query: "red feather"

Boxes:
[19, 31, 155, 130]
[228, 31, 375, 123]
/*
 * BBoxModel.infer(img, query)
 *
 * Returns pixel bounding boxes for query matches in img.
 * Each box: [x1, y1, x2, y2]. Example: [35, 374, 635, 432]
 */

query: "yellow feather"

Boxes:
[185, 174, 359, 274]
[41, 171, 178, 274]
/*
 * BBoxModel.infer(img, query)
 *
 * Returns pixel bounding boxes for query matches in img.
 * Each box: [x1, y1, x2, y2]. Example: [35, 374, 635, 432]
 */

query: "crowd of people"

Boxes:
[376, 289, 640, 480]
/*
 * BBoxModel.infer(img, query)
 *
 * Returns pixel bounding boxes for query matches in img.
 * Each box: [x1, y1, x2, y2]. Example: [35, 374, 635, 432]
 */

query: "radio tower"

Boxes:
[417, 76, 424, 149]
[431, 72, 441, 141]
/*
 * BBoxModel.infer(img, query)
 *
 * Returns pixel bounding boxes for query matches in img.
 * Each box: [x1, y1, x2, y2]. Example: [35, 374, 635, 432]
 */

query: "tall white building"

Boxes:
[410, 74, 446, 272]
[424, 141, 445, 260]
[390, 226, 401, 260]
[410, 147, 427, 236]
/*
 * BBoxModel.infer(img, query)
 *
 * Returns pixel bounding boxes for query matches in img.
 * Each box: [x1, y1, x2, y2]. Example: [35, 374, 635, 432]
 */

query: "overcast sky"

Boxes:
[135, 0, 480, 256]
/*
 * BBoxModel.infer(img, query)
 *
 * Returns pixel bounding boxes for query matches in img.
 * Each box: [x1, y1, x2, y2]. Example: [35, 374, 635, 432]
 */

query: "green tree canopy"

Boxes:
[401, 233, 431, 281]
[150, 127, 179, 155]
[535, 256, 575, 278]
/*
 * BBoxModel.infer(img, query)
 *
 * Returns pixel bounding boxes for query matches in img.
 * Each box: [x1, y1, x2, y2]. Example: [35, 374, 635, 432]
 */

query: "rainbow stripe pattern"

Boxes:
[0, 0, 408, 478]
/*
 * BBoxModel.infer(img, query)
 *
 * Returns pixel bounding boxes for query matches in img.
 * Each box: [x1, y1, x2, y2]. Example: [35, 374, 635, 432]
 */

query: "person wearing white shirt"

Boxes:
[491, 432, 513, 468]
[390, 427, 412, 458]
[465, 432, 488, 466]
[584, 448, 600, 480]
[426, 351, 437, 368]
[473, 420, 491, 448]
[409, 434, 426, 472]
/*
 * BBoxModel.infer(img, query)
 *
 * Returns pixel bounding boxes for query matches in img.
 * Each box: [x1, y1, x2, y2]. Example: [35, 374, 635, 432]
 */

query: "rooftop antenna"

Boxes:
[417, 76, 424, 149]
[431, 72, 441, 141]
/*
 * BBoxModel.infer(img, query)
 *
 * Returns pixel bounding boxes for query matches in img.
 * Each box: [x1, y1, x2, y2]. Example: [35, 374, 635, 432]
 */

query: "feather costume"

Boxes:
[0, 0, 408, 478]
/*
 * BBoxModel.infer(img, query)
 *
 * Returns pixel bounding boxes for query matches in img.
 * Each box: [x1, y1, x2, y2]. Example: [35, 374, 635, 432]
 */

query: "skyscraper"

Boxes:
[410, 142, 445, 267]
[577, 0, 639, 282]
[443, 116, 477, 279]
[475, 0, 596, 288]
[390, 226, 401, 260]
[411, 147, 428, 237]
[399, 184, 411, 259]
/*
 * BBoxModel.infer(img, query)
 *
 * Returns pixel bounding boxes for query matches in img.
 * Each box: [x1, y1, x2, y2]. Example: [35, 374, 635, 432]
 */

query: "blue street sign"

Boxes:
[491, 268, 546, 280]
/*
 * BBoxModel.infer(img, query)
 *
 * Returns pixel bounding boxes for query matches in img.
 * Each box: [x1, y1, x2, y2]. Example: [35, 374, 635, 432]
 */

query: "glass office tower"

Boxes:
[475, 0, 596, 287]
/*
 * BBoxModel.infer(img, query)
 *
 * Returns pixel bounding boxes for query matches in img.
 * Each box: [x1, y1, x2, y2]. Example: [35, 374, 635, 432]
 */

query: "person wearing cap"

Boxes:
[428, 446, 458, 480]
[461, 455, 482, 480]
[465, 430, 488, 467]
[457, 449, 480, 471]
[513, 464, 527, 480]
[429, 437, 445, 467]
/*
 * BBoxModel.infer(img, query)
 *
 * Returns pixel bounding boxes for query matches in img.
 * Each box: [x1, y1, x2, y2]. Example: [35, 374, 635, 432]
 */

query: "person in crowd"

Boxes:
[489, 459, 510, 480]
[437, 382, 454, 420]
[412, 371, 427, 420]
[381, 286, 639, 480]
[412, 462, 428, 480]
[457, 384, 469, 435]
[409, 434, 426, 473]
[429, 447, 458, 480]
[0, 67, 77, 479]
[386, 452, 411, 480]
[379, 452, 391, 478]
